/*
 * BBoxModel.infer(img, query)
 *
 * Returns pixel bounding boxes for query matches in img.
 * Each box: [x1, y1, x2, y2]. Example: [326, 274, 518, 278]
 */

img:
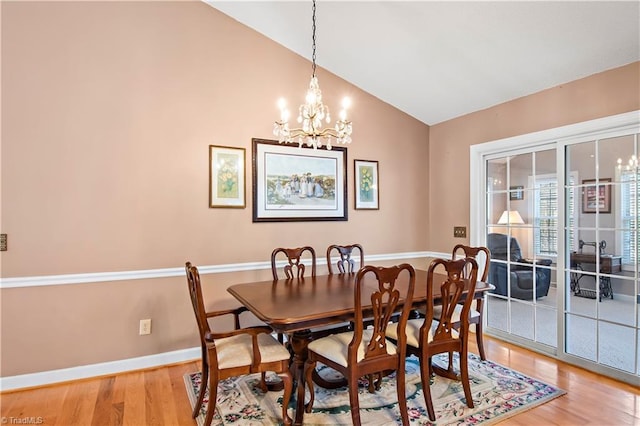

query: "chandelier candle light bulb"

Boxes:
[273, 0, 353, 150]
[617, 154, 638, 171]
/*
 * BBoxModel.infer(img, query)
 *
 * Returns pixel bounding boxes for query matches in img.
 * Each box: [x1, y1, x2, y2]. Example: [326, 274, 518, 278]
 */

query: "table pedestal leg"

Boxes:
[289, 329, 311, 426]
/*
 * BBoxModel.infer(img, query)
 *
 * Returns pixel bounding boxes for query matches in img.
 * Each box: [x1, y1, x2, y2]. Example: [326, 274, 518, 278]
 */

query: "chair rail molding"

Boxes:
[0, 250, 437, 289]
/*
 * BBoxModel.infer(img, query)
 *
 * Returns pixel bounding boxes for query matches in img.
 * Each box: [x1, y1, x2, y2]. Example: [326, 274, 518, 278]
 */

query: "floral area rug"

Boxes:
[183, 353, 565, 425]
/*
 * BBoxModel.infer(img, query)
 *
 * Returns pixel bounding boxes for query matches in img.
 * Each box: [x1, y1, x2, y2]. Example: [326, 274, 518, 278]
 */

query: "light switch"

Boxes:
[453, 227, 467, 238]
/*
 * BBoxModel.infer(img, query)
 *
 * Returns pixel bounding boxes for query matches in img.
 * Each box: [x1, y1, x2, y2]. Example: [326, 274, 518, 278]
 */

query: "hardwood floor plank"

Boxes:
[0, 390, 26, 421]
[35, 384, 68, 425]
[57, 379, 100, 425]
[144, 367, 181, 426]
[110, 374, 127, 426]
[143, 369, 165, 426]
[91, 376, 116, 426]
[122, 371, 146, 426]
[168, 361, 201, 426]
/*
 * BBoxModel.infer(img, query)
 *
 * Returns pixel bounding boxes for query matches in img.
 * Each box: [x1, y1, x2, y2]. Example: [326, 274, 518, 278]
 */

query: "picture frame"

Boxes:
[582, 178, 611, 214]
[509, 185, 524, 201]
[209, 145, 246, 208]
[354, 159, 379, 210]
[252, 138, 348, 222]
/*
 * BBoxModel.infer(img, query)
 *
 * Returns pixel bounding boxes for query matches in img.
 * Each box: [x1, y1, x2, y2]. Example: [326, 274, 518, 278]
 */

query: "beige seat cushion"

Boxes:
[307, 329, 397, 367]
[387, 318, 460, 349]
[215, 333, 291, 369]
[387, 319, 434, 348]
[433, 304, 480, 322]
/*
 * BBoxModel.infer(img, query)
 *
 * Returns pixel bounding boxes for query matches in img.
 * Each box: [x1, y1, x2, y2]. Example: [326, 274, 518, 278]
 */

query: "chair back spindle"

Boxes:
[271, 246, 317, 280]
[326, 243, 364, 274]
[427, 258, 478, 344]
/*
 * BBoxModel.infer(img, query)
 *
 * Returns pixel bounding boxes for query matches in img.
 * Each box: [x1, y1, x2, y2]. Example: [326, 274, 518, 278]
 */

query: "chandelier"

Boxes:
[617, 154, 638, 171]
[273, 0, 352, 150]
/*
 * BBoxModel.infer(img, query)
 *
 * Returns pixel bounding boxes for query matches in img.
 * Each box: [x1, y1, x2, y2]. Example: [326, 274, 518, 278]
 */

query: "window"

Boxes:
[619, 168, 638, 266]
[530, 173, 577, 256]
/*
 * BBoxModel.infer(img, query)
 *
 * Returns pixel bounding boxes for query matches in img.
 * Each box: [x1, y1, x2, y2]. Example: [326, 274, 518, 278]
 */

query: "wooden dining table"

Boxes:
[227, 269, 492, 426]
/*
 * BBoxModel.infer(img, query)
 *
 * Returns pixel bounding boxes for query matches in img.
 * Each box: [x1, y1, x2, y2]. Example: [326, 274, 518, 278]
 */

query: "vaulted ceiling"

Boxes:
[207, 1, 640, 125]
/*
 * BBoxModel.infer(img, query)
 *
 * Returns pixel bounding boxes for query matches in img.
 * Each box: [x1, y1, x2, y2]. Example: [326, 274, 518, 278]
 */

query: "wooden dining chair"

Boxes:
[326, 243, 364, 274]
[326, 242, 375, 374]
[185, 262, 293, 426]
[271, 246, 318, 344]
[325, 243, 368, 383]
[271, 246, 317, 280]
[387, 257, 477, 421]
[445, 244, 491, 360]
[303, 264, 416, 426]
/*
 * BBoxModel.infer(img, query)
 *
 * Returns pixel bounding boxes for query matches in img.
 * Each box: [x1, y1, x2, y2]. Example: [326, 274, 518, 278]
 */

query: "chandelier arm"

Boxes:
[287, 128, 337, 138]
[287, 127, 351, 139]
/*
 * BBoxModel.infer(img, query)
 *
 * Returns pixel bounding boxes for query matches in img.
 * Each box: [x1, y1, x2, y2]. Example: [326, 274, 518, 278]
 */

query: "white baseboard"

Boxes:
[0, 346, 200, 392]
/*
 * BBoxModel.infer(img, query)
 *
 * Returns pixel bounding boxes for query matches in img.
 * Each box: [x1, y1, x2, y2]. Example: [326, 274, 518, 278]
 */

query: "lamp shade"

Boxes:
[498, 210, 524, 225]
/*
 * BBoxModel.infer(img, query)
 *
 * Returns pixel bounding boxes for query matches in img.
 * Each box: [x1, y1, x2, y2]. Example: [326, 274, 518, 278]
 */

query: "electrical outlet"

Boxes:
[453, 226, 467, 238]
[0, 234, 6, 251]
[139, 319, 151, 335]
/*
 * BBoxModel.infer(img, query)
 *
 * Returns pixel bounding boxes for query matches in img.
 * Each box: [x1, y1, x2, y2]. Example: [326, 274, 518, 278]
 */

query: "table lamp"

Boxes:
[498, 210, 524, 225]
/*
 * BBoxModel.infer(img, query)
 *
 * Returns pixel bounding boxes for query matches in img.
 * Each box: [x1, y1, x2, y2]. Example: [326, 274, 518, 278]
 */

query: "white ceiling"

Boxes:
[207, 1, 640, 126]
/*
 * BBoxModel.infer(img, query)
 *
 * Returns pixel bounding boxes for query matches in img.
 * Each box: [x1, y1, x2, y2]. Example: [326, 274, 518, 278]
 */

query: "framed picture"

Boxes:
[252, 138, 348, 222]
[209, 145, 246, 208]
[582, 178, 611, 213]
[509, 185, 524, 201]
[354, 159, 379, 210]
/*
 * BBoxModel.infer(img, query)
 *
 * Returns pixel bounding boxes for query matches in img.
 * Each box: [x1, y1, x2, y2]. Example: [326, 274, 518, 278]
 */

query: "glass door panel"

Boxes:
[565, 135, 639, 375]
[565, 314, 597, 362]
[511, 302, 534, 340]
[486, 149, 558, 350]
[599, 322, 636, 373]
[535, 304, 557, 346]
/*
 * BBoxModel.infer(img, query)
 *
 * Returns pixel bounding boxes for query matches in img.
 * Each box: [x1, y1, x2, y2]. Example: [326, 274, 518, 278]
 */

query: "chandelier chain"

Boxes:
[311, 0, 317, 77]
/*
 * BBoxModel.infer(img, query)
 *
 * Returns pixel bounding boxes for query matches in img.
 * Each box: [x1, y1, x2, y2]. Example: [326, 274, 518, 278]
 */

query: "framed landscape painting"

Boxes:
[252, 138, 348, 222]
[354, 159, 379, 210]
[209, 145, 246, 208]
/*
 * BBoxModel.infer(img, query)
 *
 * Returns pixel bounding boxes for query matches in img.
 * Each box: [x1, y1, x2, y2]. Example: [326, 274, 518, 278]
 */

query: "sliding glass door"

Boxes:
[470, 111, 639, 385]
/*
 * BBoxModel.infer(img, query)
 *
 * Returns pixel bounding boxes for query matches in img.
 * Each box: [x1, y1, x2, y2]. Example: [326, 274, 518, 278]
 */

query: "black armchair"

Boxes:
[487, 233, 552, 299]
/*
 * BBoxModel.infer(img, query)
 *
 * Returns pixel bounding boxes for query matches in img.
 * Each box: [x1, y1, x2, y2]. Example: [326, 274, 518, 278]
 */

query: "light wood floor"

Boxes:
[1, 335, 639, 425]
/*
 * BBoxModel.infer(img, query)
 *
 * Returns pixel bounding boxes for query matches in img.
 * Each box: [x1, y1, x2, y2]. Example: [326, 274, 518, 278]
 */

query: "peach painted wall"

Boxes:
[0, 2, 430, 376]
[2, 1, 638, 380]
[429, 62, 640, 253]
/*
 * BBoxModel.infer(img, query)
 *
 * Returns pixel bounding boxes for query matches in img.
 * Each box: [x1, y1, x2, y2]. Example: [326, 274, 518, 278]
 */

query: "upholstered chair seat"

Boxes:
[214, 333, 292, 369]
[307, 329, 397, 367]
[432, 304, 481, 324]
[389, 318, 436, 348]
